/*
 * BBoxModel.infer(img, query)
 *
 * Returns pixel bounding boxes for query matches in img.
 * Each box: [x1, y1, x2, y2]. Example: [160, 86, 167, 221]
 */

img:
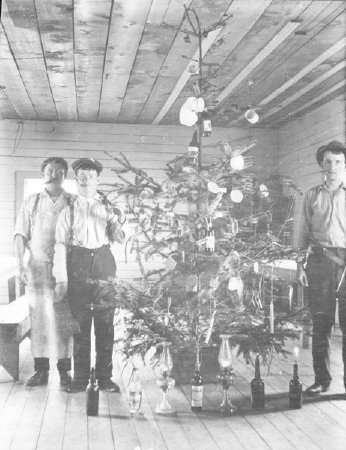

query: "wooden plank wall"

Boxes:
[0, 120, 277, 303]
[277, 98, 345, 247]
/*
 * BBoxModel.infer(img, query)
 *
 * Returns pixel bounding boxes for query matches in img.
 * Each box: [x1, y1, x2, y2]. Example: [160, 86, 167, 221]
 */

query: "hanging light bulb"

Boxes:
[230, 155, 245, 170]
[245, 80, 259, 124]
[230, 189, 243, 203]
[245, 109, 259, 124]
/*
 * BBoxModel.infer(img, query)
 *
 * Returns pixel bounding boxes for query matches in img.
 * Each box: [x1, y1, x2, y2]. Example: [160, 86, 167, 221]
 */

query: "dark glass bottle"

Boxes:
[251, 355, 265, 409]
[191, 363, 203, 411]
[289, 362, 302, 409]
[86, 367, 99, 416]
[205, 217, 215, 253]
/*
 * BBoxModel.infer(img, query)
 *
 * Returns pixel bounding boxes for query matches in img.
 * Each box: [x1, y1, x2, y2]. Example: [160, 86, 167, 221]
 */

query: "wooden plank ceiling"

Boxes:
[0, 0, 345, 129]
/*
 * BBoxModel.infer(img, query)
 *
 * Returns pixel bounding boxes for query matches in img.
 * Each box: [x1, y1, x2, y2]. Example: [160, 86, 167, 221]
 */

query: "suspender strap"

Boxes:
[31, 193, 41, 227]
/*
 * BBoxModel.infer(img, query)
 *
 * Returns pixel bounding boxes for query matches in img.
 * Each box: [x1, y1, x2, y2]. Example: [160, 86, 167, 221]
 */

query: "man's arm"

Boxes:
[14, 234, 28, 285]
[296, 191, 312, 287]
[14, 198, 31, 285]
[53, 208, 70, 302]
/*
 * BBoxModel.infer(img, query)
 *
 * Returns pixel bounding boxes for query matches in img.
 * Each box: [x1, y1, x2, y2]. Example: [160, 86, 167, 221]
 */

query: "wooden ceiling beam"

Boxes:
[258, 37, 346, 106]
[214, 20, 301, 108]
[271, 79, 346, 125]
[259, 60, 346, 121]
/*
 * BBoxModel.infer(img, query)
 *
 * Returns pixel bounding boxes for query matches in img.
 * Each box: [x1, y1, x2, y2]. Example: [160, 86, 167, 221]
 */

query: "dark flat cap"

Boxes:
[316, 141, 346, 166]
[41, 157, 68, 174]
[72, 158, 103, 174]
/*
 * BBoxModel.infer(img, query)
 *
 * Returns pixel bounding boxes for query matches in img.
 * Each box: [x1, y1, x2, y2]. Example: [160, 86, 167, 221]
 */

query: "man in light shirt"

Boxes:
[14, 157, 75, 389]
[297, 141, 346, 395]
[53, 158, 125, 393]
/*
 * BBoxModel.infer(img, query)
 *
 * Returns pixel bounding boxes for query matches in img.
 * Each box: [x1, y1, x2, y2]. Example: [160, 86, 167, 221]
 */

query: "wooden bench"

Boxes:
[0, 295, 30, 380]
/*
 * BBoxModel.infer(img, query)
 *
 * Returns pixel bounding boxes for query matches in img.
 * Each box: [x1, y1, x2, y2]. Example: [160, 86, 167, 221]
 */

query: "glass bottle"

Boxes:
[251, 355, 265, 409]
[86, 367, 99, 416]
[191, 347, 203, 411]
[128, 367, 142, 414]
[289, 361, 302, 409]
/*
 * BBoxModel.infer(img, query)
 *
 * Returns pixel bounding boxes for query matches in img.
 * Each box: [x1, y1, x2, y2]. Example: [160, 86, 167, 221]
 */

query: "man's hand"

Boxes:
[17, 265, 28, 286]
[55, 281, 68, 303]
[297, 265, 308, 287]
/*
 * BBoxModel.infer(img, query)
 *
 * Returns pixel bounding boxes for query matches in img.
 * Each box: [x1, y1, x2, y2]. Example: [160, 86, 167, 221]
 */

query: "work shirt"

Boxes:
[53, 193, 125, 283]
[297, 182, 346, 249]
[14, 189, 74, 262]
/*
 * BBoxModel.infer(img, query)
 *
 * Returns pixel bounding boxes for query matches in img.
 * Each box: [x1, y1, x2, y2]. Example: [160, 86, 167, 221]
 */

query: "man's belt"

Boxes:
[311, 246, 345, 266]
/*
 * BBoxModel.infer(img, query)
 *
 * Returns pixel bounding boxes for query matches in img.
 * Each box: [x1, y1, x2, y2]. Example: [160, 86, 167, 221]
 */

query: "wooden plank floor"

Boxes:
[1, 334, 346, 450]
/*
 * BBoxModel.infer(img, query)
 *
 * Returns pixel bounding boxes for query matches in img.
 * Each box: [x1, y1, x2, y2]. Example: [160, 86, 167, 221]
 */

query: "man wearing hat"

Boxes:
[53, 158, 126, 393]
[14, 157, 75, 389]
[297, 141, 346, 395]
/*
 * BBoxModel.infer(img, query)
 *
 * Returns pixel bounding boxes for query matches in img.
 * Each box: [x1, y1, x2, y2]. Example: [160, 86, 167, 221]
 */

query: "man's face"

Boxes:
[76, 168, 99, 196]
[321, 151, 346, 185]
[42, 162, 66, 186]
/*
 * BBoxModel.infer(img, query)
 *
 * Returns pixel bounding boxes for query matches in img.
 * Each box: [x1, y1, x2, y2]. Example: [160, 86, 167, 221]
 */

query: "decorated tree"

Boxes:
[98, 138, 301, 367]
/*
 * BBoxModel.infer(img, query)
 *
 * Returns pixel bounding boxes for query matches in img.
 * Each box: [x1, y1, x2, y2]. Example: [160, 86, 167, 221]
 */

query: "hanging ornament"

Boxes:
[183, 132, 199, 174]
[207, 181, 227, 194]
[180, 97, 204, 126]
[228, 276, 240, 291]
[230, 155, 245, 171]
[230, 189, 243, 203]
[259, 184, 269, 198]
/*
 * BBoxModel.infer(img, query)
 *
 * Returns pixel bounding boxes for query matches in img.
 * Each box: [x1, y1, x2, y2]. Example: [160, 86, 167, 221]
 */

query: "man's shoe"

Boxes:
[304, 381, 330, 395]
[68, 378, 88, 393]
[26, 371, 49, 387]
[98, 378, 120, 392]
[60, 372, 72, 391]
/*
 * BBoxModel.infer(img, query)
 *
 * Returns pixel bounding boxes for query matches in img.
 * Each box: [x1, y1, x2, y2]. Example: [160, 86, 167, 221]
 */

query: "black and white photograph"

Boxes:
[0, 0, 345, 449]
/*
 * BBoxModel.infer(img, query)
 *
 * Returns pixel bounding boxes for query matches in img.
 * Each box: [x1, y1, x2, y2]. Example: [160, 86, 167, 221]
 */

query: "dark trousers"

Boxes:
[34, 357, 71, 373]
[305, 249, 346, 387]
[67, 245, 116, 382]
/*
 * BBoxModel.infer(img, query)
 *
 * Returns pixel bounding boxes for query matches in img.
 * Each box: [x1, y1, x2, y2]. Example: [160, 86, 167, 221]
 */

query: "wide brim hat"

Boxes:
[316, 141, 346, 166]
[72, 158, 103, 174]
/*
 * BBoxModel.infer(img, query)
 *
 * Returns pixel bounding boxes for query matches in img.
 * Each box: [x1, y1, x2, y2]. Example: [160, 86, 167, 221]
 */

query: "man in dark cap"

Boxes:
[297, 141, 346, 395]
[14, 157, 75, 389]
[53, 158, 126, 393]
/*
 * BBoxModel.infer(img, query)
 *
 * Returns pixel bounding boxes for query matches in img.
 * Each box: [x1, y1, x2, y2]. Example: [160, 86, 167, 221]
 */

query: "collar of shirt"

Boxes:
[316, 181, 346, 192]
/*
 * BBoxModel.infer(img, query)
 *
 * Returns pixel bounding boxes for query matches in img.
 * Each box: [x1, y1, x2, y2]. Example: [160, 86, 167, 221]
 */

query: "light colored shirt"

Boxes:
[297, 182, 346, 249]
[14, 189, 74, 262]
[53, 193, 125, 282]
